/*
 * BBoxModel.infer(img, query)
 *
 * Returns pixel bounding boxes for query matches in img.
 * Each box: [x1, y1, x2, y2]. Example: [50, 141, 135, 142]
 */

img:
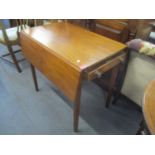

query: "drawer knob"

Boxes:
[95, 71, 102, 78]
[119, 57, 124, 63]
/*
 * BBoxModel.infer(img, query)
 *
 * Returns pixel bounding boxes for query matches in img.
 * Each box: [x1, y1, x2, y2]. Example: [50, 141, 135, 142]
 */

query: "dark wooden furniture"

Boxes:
[90, 20, 155, 42]
[9, 19, 44, 27]
[67, 19, 90, 29]
[20, 22, 127, 132]
[88, 20, 155, 107]
[89, 19, 134, 43]
[135, 20, 155, 40]
[86, 20, 131, 101]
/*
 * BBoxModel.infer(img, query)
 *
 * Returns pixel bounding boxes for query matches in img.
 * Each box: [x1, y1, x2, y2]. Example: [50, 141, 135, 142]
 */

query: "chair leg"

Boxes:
[136, 119, 150, 135]
[105, 65, 120, 108]
[112, 50, 130, 105]
[30, 63, 39, 92]
[136, 120, 145, 135]
[7, 45, 22, 73]
[112, 93, 121, 105]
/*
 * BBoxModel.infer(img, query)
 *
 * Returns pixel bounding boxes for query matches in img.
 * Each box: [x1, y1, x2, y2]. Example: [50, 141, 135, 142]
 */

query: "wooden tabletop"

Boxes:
[20, 22, 126, 102]
[143, 80, 155, 134]
[22, 22, 126, 71]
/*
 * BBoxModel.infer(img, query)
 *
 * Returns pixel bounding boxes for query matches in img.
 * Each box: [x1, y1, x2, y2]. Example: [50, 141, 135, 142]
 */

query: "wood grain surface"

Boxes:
[21, 22, 126, 70]
[143, 80, 155, 134]
[20, 22, 126, 102]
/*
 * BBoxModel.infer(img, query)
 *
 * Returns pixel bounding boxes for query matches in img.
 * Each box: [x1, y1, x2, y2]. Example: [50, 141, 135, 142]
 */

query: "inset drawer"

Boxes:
[85, 53, 126, 80]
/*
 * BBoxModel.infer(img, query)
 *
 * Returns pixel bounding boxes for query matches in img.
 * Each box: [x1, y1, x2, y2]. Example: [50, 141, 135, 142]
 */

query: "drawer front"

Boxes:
[86, 53, 126, 80]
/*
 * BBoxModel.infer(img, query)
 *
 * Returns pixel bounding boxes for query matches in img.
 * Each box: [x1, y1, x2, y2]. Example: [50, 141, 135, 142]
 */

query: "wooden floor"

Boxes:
[0, 45, 142, 134]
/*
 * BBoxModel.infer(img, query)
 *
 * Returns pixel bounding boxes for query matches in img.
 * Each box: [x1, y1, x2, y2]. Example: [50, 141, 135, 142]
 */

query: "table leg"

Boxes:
[74, 98, 81, 132]
[30, 63, 39, 92]
[105, 65, 120, 108]
[73, 82, 82, 132]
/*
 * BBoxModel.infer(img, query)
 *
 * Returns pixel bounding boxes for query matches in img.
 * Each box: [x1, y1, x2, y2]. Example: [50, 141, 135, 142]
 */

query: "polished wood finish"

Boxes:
[89, 20, 134, 100]
[89, 19, 151, 42]
[21, 23, 126, 71]
[20, 31, 81, 102]
[20, 22, 126, 101]
[90, 19, 131, 43]
[67, 19, 89, 29]
[73, 74, 82, 132]
[143, 80, 155, 134]
[20, 22, 126, 131]
[135, 19, 155, 40]
[86, 53, 126, 81]
[95, 19, 128, 31]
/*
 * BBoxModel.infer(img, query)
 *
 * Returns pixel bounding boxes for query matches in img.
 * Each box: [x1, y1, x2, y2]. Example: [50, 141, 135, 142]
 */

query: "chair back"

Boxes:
[0, 19, 11, 45]
[135, 20, 154, 40]
[0, 19, 43, 46]
[15, 19, 29, 31]
[90, 19, 131, 43]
